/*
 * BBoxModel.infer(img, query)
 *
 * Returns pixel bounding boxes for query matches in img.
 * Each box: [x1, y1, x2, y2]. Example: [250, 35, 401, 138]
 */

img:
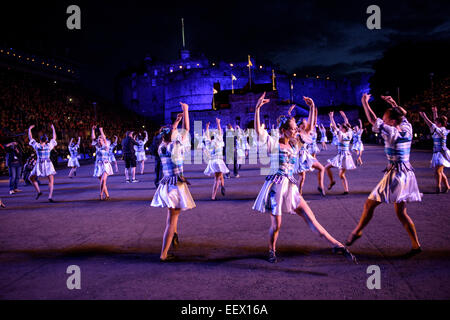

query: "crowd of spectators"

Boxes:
[0, 67, 157, 174]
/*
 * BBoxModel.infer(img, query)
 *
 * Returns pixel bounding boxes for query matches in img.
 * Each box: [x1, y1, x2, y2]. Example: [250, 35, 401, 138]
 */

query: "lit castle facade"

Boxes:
[117, 49, 370, 128]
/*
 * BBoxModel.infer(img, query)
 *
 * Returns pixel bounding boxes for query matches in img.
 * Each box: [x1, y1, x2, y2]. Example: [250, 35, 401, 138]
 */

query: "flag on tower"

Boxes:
[247, 55, 253, 67]
[213, 88, 218, 94]
[231, 74, 237, 81]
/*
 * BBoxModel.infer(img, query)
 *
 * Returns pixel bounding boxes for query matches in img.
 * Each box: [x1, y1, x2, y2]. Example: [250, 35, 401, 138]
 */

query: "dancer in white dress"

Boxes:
[346, 94, 422, 256]
[290, 102, 326, 196]
[307, 126, 321, 157]
[419, 106, 450, 193]
[319, 123, 328, 150]
[325, 111, 356, 195]
[91, 126, 113, 200]
[252, 93, 356, 264]
[28, 124, 57, 202]
[351, 119, 365, 166]
[134, 131, 148, 175]
[68, 137, 81, 178]
[151, 102, 195, 262]
[108, 135, 119, 173]
[203, 118, 230, 200]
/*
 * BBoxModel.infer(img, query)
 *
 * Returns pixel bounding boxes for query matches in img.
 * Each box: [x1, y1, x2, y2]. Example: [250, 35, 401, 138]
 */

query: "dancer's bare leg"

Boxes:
[298, 172, 306, 195]
[325, 164, 335, 189]
[295, 198, 343, 247]
[394, 202, 421, 249]
[48, 175, 54, 199]
[435, 167, 442, 192]
[339, 169, 349, 192]
[312, 161, 325, 192]
[269, 214, 282, 252]
[30, 175, 41, 195]
[161, 208, 180, 259]
[347, 199, 381, 242]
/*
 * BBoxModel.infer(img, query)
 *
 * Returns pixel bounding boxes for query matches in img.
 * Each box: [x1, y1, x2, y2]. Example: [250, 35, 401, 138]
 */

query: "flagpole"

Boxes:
[248, 55, 252, 90]
[272, 69, 276, 91]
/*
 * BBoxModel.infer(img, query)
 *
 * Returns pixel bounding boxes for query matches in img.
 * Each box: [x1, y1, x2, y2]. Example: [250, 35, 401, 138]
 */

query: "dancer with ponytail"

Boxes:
[68, 137, 81, 178]
[109, 136, 119, 173]
[253, 93, 356, 264]
[151, 102, 195, 262]
[419, 106, 449, 193]
[346, 94, 422, 255]
[203, 118, 230, 200]
[324, 111, 356, 195]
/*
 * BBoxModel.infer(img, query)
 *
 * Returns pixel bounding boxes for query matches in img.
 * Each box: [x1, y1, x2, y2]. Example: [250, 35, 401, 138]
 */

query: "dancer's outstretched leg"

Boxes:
[312, 161, 325, 195]
[339, 169, 349, 194]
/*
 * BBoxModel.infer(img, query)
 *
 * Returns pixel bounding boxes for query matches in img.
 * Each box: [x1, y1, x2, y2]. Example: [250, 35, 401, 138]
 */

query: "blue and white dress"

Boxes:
[253, 131, 302, 216]
[93, 141, 113, 177]
[430, 124, 450, 168]
[296, 133, 316, 173]
[29, 138, 57, 177]
[68, 143, 80, 168]
[134, 138, 148, 161]
[368, 118, 422, 203]
[109, 142, 117, 163]
[306, 129, 320, 155]
[151, 135, 195, 211]
[327, 130, 356, 170]
[203, 134, 230, 176]
[319, 127, 328, 143]
[352, 129, 364, 152]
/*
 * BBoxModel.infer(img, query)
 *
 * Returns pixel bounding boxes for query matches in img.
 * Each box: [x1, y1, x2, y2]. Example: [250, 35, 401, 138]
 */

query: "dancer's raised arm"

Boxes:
[288, 104, 296, 117]
[381, 96, 407, 116]
[205, 122, 210, 140]
[419, 111, 434, 128]
[329, 111, 337, 130]
[69, 138, 74, 146]
[304, 96, 314, 132]
[51, 124, 56, 141]
[99, 127, 106, 140]
[77, 137, 81, 146]
[91, 125, 97, 141]
[361, 94, 377, 125]
[254, 92, 270, 137]
[432, 106, 438, 122]
[339, 111, 350, 126]
[216, 118, 222, 137]
[180, 102, 190, 135]
[28, 125, 35, 141]
[358, 119, 363, 130]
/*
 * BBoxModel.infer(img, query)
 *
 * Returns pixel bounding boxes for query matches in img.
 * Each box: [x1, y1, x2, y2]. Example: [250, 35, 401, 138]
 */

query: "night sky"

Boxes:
[1, 0, 449, 99]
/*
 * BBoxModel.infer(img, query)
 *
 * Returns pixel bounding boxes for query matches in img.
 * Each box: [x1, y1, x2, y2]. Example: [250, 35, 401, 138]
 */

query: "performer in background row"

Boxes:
[135, 131, 148, 175]
[253, 93, 356, 264]
[151, 102, 195, 262]
[324, 111, 356, 195]
[419, 106, 450, 193]
[92, 126, 113, 200]
[68, 137, 81, 178]
[108, 135, 119, 173]
[291, 102, 326, 196]
[319, 123, 328, 150]
[204, 118, 230, 200]
[5, 140, 23, 194]
[122, 131, 139, 183]
[28, 124, 57, 202]
[351, 119, 365, 166]
[346, 94, 422, 256]
[151, 129, 164, 187]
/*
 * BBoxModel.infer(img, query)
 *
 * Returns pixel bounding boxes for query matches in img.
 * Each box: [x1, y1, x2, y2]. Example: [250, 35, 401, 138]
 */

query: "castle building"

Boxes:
[117, 49, 370, 127]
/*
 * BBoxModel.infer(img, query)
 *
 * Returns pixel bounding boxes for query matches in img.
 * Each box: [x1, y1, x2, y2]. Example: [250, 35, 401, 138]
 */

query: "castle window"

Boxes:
[132, 90, 137, 99]
[187, 65, 191, 69]
[152, 79, 156, 87]
[154, 69, 158, 76]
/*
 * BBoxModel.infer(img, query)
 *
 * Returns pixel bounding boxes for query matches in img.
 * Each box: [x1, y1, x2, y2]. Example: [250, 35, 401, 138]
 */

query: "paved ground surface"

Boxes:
[0, 145, 449, 300]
